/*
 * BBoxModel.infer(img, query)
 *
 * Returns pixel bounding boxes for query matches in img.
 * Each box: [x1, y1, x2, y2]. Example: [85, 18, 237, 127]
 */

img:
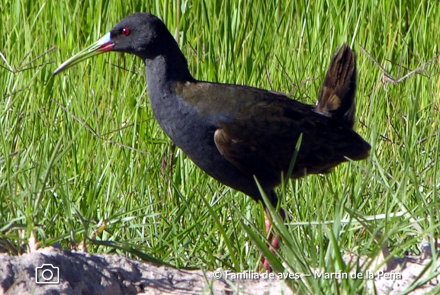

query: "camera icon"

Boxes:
[35, 264, 60, 284]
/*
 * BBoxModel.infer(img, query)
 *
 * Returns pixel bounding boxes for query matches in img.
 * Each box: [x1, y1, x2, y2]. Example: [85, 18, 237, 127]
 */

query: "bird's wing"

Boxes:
[210, 92, 336, 184]
[179, 81, 317, 183]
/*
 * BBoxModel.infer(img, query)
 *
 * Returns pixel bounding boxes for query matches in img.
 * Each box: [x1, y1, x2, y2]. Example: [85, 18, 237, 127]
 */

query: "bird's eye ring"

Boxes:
[121, 28, 130, 36]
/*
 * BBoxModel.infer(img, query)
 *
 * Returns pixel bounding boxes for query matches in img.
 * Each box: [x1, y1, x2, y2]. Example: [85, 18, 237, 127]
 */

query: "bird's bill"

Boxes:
[52, 32, 113, 76]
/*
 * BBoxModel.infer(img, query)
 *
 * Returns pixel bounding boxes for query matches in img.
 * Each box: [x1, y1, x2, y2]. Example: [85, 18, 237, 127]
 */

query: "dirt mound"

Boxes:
[0, 246, 438, 294]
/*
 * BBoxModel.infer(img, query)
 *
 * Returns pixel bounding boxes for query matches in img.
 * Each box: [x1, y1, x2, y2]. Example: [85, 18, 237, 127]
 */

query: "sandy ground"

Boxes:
[0, 246, 438, 294]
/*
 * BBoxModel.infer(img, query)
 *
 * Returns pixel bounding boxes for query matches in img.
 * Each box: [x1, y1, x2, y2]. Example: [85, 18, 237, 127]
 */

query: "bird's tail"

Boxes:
[315, 44, 357, 128]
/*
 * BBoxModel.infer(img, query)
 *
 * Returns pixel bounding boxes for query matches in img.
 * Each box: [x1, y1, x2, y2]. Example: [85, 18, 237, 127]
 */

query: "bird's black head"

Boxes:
[109, 13, 173, 59]
[53, 13, 176, 75]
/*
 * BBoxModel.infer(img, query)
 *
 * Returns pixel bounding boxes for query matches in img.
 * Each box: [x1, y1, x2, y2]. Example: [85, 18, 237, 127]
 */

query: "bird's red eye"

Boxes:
[121, 28, 130, 36]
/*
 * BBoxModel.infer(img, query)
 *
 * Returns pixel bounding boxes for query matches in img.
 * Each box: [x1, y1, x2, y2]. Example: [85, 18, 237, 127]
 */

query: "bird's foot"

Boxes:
[261, 214, 281, 272]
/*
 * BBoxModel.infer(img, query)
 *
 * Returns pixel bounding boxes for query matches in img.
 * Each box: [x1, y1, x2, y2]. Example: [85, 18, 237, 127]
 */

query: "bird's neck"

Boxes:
[142, 42, 195, 138]
[143, 38, 194, 90]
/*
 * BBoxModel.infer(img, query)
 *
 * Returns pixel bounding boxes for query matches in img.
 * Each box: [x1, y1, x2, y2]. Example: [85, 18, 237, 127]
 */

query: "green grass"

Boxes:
[1, 0, 440, 293]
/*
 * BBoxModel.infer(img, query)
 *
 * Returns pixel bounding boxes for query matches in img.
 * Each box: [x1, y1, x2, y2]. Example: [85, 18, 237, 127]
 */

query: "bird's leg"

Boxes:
[161, 141, 176, 174]
[262, 207, 286, 272]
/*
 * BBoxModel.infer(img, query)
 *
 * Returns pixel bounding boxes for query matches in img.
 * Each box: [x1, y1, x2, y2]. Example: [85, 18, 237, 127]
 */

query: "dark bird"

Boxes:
[53, 13, 370, 270]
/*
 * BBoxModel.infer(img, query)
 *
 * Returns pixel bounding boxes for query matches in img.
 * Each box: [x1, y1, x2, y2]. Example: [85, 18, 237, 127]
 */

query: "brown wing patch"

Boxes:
[214, 128, 282, 186]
